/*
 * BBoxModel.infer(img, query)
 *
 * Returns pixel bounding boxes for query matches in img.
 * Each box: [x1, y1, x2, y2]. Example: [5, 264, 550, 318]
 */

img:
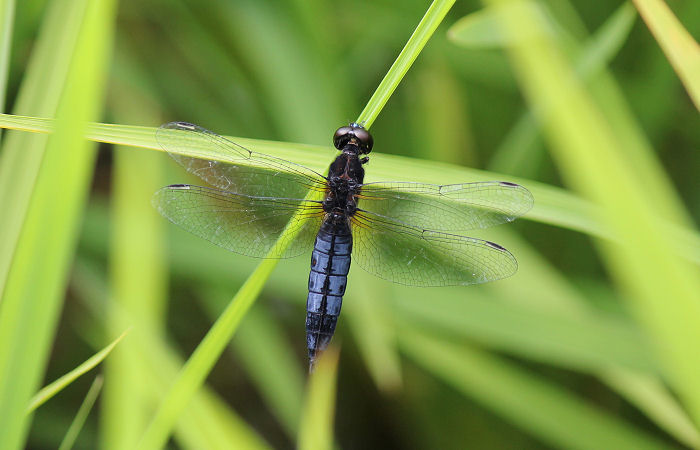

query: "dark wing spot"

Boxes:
[485, 241, 507, 251]
[175, 122, 196, 130]
[499, 181, 519, 187]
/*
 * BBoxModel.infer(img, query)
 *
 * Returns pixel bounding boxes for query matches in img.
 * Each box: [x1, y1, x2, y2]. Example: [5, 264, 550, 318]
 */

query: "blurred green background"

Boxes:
[0, 0, 699, 449]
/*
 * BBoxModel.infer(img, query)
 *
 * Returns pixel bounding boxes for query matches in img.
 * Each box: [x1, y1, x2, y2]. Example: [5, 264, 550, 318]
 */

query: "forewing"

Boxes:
[156, 122, 327, 198]
[153, 184, 324, 258]
[351, 209, 518, 286]
[358, 181, 533, 232]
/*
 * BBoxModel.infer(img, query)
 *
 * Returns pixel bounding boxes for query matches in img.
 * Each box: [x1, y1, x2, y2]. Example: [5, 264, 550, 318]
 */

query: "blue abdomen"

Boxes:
[306, 217, 352, 369]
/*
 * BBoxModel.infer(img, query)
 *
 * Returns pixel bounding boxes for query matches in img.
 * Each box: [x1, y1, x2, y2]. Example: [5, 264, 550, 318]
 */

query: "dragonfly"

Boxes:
[153, 122, 533, 370]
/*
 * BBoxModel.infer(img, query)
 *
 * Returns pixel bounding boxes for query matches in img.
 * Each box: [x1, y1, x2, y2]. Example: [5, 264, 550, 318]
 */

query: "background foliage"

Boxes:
[0, 0, 698, 449]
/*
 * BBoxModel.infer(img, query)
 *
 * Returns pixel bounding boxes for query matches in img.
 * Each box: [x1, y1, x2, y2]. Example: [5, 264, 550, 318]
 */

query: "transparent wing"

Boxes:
[153, 184, 324, 258]
[358, 181, 533, 233]
[351, 209, 518, 286]
[156, 122, 328, 198]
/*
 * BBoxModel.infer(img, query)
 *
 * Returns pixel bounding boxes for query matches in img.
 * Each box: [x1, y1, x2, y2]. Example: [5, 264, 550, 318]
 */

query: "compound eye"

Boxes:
[333, 126, 353, 150]
[353, 127, 373, 154]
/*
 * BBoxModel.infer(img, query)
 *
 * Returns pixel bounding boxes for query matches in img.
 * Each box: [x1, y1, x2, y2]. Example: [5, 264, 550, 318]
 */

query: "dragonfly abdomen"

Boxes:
[306, 218, 352, 370]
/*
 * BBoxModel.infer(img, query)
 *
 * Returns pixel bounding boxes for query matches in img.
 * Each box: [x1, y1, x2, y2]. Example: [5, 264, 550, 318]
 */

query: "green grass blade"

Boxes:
[2, 113, 699, 264]
[298, 347, 339, 450]
[356, 0, 455, 128]
[632, 0, 700, 110]
[0, 0, 14, 113]
[485, 0, 700, 425]
[0, 0, 115, 448]
[27, 330, 127, 413]
[400, 330, 677, 450]
[0, 0, 87, 301]
[574, 2, 637, 76]
[57, 375, 103, 450]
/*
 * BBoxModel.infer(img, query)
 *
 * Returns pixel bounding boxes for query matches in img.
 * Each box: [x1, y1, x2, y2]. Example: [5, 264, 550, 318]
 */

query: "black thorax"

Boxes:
[322, 144, 366, 216]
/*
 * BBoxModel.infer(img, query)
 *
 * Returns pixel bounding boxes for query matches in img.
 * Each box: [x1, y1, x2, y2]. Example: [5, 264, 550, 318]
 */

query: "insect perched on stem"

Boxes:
[154, 122, 533, 371]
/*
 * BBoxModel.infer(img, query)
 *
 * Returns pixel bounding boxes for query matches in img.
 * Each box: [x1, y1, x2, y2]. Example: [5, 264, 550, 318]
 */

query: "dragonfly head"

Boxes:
[333, 123, 373, 155]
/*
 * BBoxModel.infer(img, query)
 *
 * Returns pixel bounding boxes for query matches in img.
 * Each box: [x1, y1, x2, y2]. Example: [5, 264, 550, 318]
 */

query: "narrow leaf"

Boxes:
[0, 0, 14, 114]
[1, 113, 698, 264]
[57, 375, 104, 450]
[632, 0, 700, 110]
[0, 1, 116, 448]
[356, 0, 456, 128]
[27, 330, 128, 413]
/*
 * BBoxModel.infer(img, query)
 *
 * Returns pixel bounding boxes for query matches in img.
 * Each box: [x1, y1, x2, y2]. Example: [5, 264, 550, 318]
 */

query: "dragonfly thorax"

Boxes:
[323, 178, 360, 216]
[323, 152, 364, 216]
